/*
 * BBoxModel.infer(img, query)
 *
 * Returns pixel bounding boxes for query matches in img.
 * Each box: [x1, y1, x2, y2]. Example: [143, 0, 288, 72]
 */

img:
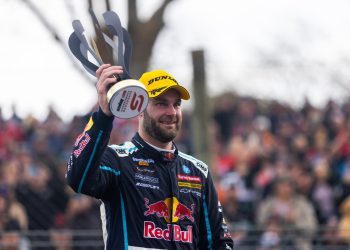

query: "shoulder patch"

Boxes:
[109, 141, 138, 157]
[178, 152, 209, 178]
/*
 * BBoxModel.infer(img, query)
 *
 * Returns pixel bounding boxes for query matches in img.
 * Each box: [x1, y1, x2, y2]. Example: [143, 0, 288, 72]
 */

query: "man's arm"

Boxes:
[199, 171, 234, 249]
[66, 110, 118, 198]
[66, 65, 124, 198]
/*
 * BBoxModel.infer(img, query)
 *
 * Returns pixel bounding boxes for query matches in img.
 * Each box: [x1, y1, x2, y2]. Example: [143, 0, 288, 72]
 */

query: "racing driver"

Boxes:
[66, 64, 234, 249]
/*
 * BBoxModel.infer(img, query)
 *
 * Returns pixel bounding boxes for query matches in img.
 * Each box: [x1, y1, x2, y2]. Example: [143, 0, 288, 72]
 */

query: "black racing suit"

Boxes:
[66, 110, 234, 249]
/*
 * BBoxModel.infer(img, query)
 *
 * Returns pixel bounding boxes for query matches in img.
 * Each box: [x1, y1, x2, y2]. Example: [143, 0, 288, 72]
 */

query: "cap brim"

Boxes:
[150, 85, 190, 100]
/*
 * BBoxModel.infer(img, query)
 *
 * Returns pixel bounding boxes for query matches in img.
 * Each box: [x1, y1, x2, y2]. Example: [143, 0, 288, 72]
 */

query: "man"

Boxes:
[66, 64, 234, 249]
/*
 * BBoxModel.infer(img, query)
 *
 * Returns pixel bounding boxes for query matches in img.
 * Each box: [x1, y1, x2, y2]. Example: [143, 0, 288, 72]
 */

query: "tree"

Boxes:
[22, 0, 175, 81]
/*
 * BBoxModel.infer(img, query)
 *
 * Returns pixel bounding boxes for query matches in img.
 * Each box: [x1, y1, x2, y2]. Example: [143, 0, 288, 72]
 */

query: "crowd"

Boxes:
[213, 93, 350, 249]
[0, 93, 350, 249]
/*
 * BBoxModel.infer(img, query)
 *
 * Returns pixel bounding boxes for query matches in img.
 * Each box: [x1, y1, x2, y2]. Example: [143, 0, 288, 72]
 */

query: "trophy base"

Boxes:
[107, 79, 149, 119]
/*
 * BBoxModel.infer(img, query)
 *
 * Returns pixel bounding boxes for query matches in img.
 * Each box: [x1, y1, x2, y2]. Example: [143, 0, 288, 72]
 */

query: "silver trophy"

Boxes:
[68, 9, 148, 118]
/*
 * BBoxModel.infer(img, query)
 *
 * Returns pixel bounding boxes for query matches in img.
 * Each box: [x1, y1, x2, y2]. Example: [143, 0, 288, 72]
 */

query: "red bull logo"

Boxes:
[144, 197, 195, 223]
[174, 203, 195, 222]
[73, 133, 90, 158]
[144, 198, 170, 221]
[143, 221, 193, 243]
[143, 197, 195, 243]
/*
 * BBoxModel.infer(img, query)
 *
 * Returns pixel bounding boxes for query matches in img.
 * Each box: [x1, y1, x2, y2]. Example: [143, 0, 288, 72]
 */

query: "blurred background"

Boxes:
[2, 0, 350, 249]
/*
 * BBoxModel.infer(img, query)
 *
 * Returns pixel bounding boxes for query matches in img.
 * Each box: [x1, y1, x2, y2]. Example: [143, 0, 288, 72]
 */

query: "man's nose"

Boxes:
[165, 104, 177, 115]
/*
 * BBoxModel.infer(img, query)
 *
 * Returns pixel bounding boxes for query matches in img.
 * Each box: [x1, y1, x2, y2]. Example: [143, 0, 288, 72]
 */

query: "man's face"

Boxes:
[275, 181, 293, 200]
[141, 89, 182, 143]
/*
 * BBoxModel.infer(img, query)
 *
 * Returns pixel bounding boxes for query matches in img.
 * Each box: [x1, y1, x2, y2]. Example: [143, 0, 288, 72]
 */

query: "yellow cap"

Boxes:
[139, 70, 190, 100]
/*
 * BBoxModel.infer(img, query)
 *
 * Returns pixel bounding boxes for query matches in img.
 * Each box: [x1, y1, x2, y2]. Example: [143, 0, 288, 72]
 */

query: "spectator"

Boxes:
[311, 157, 336, 224]
[0, 187, 28, 249]
[65, 195, 103, 250]
[338, 197, 350, 244]
[258, 216, 295, 250]
[256, 177, 317, 250]
[16, 161, 56, 249]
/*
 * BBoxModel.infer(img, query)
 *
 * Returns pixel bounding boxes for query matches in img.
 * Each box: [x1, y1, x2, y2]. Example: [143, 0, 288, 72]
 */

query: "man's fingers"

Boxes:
[96, 64, 111, 78]
[96, 64, 123, 78]
[97, 78, 116, 95]
[96, 65, 124, 91]
[95, 64, 124, 117]
[101, 69, 121, 81]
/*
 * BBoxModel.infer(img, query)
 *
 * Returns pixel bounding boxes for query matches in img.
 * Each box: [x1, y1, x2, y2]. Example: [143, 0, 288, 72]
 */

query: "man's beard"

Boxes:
[142, 110, 181, 143]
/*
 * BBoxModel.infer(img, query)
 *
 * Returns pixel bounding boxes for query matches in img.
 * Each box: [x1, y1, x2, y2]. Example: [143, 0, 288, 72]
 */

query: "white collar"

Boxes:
[145, 141, 175, 153]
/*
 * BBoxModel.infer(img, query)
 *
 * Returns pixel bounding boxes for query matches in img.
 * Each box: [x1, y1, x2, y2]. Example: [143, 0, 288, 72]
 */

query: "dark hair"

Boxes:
[273, 176, 295, 192]
[5, 219, 21, 231]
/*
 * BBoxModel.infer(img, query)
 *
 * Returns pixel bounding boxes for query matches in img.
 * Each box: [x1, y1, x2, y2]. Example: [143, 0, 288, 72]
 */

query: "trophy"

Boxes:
[68, 9, 149, 119]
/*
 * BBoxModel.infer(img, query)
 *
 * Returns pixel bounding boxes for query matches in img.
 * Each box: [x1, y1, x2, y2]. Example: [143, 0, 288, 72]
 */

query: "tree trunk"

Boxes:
[191, 50, 211, 166]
